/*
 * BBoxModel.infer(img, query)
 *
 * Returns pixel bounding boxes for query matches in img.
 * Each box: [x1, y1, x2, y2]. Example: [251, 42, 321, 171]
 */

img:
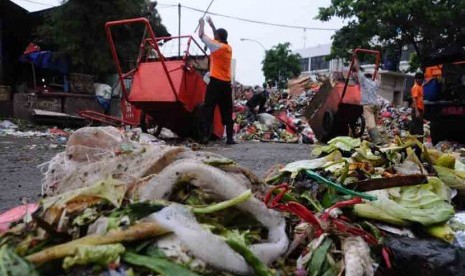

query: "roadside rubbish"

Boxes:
[48, 128, 70, 136]
[0, 120, 18, 130]
[233, 86, 317, 144]
[232, 83, 427, 146]
[2, 126, 465, 275]
[0, 119, 73, 139]
[385, 237, 465, 276]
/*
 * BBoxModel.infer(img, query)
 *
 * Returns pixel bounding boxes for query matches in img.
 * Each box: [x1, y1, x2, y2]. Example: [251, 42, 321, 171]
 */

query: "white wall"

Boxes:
[294, 44, 332, 58]
[378, 72, 411, 106]
[295, 44, 412, 77]
[294, 44, 343, 75]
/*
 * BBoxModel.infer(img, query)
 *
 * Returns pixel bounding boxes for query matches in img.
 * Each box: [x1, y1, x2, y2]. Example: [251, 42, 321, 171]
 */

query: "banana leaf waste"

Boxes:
[2, 127, 465, 275]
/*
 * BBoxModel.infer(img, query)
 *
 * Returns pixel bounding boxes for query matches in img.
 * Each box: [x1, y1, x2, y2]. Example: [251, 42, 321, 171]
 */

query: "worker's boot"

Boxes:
[368, 128, 383, 146]
[199, 124, 210, 145]
[226, 124, 236, 145]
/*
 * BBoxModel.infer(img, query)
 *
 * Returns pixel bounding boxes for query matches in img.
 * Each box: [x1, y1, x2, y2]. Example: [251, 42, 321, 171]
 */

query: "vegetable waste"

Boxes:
[2, 127, 465, 275]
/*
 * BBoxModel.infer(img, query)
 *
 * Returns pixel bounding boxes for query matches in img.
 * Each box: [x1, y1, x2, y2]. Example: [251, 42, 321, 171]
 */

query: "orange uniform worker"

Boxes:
[198, 16, 235, 145]
[410, 72, 425, 137]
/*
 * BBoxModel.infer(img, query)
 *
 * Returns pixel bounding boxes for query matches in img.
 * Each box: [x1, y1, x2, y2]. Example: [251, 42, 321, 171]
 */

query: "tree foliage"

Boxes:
[262, 43, 301, 89]
[317, 0, 465, 70]
[37, 0, 170, 78]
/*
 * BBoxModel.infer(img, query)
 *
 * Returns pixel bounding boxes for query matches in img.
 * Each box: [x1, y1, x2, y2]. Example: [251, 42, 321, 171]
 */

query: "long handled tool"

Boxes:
[193, 0, 216, 33]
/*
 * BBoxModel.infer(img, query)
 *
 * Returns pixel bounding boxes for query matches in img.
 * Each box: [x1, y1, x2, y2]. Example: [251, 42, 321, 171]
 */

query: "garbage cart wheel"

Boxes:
[322, 110, 335, 137]
[140, 111, 162, 137]
[349, 116, 366, 138]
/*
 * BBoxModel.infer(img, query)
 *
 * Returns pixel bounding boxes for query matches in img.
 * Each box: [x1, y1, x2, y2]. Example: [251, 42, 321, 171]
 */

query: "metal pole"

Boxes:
[178, 3, 181, 57]
[303, 28, 307, 48]
[193, 0, 215, 33]
[240, 38, 266, 52]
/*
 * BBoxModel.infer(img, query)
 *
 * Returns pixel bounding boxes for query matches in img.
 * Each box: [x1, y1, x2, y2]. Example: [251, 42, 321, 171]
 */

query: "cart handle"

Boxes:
[340, 48, 381, 103]
[152, 35, 209, 59]
[105, 18, 178, 102]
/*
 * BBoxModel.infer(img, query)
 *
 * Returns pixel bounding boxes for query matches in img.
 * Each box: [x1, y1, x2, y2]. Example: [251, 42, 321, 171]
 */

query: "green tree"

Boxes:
[317, 0, 465, 71]
[37, 0, 170, 79]
[262, 43, 301, 89]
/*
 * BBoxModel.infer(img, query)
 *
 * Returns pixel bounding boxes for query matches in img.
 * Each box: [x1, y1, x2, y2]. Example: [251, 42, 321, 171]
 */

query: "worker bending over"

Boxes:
[198, 16, 235, 145]
[246, 86, 268, 115]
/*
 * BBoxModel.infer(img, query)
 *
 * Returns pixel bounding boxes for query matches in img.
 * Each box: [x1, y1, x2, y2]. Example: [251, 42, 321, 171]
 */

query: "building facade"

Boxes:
[294, 44, 343, 76]
[294, 44, 417, 106]
[294, 44, 415, 76]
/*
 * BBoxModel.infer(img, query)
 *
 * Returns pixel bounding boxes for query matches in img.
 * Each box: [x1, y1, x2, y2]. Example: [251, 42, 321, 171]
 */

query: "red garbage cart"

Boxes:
[305, 48, 381, 142]
[82, 17, 224, 139]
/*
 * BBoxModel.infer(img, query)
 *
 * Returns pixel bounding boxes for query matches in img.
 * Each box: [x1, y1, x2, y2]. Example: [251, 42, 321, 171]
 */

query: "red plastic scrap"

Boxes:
[275, 112, 297, 134]
[48, 128, 69, 136]
[382, 247, 392, 269]
[332, 220, 378, 245]
[264, 184, 324, 235]
[0, 203, 39, 233]
[320, 197, 363, 221]
[264, 185, 373, 242]
[246, 126, 257, 134]
[234, 105, 246, 112]
[264, 184, 393, 269]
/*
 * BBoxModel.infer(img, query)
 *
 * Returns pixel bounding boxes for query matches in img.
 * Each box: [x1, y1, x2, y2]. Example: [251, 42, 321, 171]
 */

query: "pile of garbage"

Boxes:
[263, 135, 465, 275]
[377, 106, 416, 138]
[0, 126, 286, 275]
[0, 120, 50, 138]
[0, 119, 71, 139]
[234, 90, 317, 144]
[2, 127, 465, 275]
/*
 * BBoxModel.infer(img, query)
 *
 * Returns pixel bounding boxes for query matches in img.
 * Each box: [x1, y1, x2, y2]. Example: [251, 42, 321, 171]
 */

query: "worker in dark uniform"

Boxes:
[198, 16, 235, 144]
[246, 87, 268, 114]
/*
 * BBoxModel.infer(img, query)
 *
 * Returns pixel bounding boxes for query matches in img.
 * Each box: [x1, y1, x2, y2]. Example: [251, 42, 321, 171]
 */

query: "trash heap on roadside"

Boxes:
[0, 119, 71, 139]
[377, 105, 420, 139]
[262, 135, 465, 275]
[234, 89, 317, 144]
[2, 126, 465, 275]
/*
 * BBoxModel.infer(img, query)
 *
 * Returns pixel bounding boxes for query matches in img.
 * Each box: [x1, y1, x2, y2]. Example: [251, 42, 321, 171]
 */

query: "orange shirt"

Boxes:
[201, 35, 232, 82]
[411, 83, 424, 111]
[210, 42, 232, 82]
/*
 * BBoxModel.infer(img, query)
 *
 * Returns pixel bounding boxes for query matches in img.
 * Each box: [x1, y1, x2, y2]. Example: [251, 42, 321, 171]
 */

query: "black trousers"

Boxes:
[202, 77, 233, 136]
[410, 109, 424, 136]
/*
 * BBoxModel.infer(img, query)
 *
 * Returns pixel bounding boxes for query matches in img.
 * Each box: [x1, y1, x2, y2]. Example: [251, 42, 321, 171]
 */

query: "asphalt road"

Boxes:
[0, 136, 63, 212]
[0, 136, 312, 212]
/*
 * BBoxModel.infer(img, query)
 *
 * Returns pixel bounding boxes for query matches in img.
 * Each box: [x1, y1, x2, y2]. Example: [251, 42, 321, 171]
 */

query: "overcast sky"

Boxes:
[14, 0, 343, 85]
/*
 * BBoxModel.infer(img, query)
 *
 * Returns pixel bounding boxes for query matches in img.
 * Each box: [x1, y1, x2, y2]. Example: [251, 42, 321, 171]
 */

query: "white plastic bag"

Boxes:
[94, 83, 112, 100]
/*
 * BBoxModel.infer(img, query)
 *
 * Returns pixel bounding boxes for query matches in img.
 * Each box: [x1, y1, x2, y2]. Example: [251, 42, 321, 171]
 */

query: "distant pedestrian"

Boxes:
[198, 16, 235, 145]
[410, 72, 425, 138]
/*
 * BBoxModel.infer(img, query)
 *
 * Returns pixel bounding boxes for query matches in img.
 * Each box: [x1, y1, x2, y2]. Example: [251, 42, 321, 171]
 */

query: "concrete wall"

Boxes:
[379, 72, 409, 106]
[63, 96, 103, 115]
[13, 93, 61, 119]
[294, 44, 332, 58]
[12, 93, 120, 120]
